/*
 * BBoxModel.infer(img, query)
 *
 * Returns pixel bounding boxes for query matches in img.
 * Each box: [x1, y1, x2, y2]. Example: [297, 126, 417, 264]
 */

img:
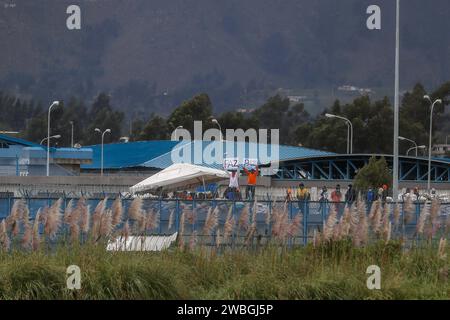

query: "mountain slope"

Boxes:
[1, 0, 450, 114]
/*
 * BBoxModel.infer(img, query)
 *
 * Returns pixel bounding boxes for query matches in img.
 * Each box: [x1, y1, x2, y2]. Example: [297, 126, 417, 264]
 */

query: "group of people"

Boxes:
[400, 186, 439, 201]
[223, 164, 259, 200]
[286, 183, 392, 204]
[286, 183, 358, 203]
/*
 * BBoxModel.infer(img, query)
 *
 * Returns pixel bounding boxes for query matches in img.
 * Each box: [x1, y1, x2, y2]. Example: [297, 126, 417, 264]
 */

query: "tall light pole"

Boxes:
[95, 128, 111, 177]
[40, 135, 61, 145]
[423, 95, 442, 192]
[398, 136, 418, 156]
[47, 101, 59, 176]
[325, 113, 353, 154]
[392, 0, 400, 201]
[407, 145, 426, 157]
[70, 121, 74, 148]
[211, 118, 223, 142]
[174, 125, 183, 140]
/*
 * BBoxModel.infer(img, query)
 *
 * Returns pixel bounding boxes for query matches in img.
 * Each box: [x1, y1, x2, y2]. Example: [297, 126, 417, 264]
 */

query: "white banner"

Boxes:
[223, 157, 239, 171]
[243, 158, 258, 169]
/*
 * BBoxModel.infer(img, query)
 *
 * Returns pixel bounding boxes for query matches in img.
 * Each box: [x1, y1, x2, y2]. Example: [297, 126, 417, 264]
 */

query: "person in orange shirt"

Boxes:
[243, 165, 259, 200]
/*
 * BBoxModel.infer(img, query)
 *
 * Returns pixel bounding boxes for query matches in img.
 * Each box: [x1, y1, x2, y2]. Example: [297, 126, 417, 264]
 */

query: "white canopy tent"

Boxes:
[130, 163, 229, 194]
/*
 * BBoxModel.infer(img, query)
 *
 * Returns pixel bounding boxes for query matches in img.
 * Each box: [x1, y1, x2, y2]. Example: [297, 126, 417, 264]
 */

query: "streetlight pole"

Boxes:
[325, 113, 353, 154]
[70, 121, 74, 148]
[211, 119, 223, 142]
[406, 145, 426, 156]
[423, 95, 442, 192]
[399, 136, 418, 156]
[392, 0, 400, 201]
[46, 101, 59, 176]
[95, 128, 111, 177]
[174, 126, 183, 140]
[40, 135, 61, 145]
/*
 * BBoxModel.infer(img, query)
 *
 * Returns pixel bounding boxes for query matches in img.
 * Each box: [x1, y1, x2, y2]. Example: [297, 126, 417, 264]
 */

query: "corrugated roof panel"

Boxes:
[0, 134, 41, 147]
[81, 140, 180, 169]
[142, 141, 335, 169]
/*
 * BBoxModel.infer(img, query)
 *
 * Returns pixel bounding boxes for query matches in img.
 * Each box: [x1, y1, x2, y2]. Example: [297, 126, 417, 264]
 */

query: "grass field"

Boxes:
[0, 241, 448, 300]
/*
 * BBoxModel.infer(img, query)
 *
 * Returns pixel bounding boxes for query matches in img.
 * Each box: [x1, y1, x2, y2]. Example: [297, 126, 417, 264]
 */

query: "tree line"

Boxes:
[0, 82, 449, 155]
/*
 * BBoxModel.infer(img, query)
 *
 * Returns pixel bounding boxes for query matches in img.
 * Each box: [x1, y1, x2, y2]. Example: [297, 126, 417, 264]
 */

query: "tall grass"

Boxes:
[0, 197, 448, 299]
[0, 242, 448, 299]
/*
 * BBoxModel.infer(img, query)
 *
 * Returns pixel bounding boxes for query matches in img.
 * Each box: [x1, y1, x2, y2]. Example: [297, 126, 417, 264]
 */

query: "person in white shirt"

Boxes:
[228, 169, 239, 189]
[225, 169, 241, 200]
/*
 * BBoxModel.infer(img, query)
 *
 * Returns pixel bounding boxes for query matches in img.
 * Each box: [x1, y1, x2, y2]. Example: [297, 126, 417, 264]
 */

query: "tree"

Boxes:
[354, 156, 392, 192]
[167, 93, 213, 136]
[253, 94, 310, 145]
[23, 116, 47, 144]
[129, 119, 145, 142]
[217, 111, 259, 132]
[298, 96, 393, 154]
[83, 93, 124, 145]
[137, 114, 170, 140]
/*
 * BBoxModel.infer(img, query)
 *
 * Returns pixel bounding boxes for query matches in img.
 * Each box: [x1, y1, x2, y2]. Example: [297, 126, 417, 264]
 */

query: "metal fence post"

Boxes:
[159, 199, 162, 235]
[175, 199, 180, 234]
[288, 201, 293, 248]
[303, 202, 308, 246]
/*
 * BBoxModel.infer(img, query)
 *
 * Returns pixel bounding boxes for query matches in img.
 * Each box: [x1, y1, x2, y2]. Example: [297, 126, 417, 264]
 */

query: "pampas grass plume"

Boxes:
[111, 197, 123, 227]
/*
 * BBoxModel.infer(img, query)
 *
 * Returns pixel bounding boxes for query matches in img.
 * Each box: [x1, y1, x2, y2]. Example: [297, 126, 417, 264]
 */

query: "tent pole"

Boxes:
[202, 177, 206, 194]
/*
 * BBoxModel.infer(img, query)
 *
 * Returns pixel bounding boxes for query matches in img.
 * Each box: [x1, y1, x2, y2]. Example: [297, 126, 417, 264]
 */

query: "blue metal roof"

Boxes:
[81, 140, 180, 169]
[0, 134, 42, 148]
[142, 140, 335, 169]
[24, 147, 93, 160]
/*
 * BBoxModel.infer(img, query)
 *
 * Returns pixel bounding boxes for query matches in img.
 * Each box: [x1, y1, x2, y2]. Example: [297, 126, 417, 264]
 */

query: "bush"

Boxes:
[354, 156, 392, 192]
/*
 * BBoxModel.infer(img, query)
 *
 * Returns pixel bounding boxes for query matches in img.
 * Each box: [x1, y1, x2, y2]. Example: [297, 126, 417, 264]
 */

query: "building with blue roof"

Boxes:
[79, 139, 449, 185]
[0, 134, 92, 176]
[1, 133, 449, 186]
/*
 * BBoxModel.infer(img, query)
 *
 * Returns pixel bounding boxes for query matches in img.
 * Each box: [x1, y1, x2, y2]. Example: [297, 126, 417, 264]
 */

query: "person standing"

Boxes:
[319, 186, 329, 213]
[377, 186, 384, 201]
[345, 184, 356, 205]
[381, 184, 389, 202]
[296, 183, 310, 201]
[227, 169, 240, 200]
[243, 165, 259, 201]
[286, 187, 293, 202]
[296, 183, 310, 215]
[331, 184, 343, 203]
[413, 187, 420, 201]
[331, 184, 343, 212]
[366, 187, 375, 203]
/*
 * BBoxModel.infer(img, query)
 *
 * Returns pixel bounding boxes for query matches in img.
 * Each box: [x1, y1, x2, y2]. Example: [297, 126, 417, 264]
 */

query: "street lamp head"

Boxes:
[105, 129, 111, 134]
[211, 119, 218, 124]
[398, 136, 406, 141]
[418, 145, 426, 149]
[424, 95, 431, 102]
[325, 113, 335, 118]
[95, 128, 101, 133]
[53, 135, 61, 139]
[436, 99, 442, 104]
[52, 101, 60, 106]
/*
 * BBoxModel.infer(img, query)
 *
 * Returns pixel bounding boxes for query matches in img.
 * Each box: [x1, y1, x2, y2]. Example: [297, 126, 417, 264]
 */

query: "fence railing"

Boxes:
[1, 197, 449, 246]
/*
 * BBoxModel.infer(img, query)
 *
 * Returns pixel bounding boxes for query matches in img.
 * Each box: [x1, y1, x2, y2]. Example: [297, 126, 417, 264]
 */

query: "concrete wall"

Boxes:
[0, 176, 143, 197]
[1, 174, 448, 199]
